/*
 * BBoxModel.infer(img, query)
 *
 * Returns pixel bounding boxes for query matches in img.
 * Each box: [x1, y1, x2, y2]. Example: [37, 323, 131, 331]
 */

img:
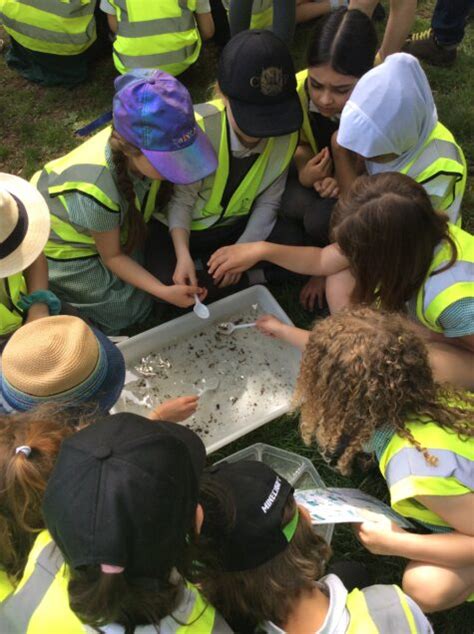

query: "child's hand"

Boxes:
[299, 148, 333, 188]
[300, 276, 326, 311]
[208, 242, 264, 279]
[161, 284, 207, 308]
[256, 315, 286, 339]
[149, 395, 199, 422]
[314, 177, 339, 199]
[173, 254, 198, 287]
[354, 519, 407, 556]
[216, 272, 242, 288]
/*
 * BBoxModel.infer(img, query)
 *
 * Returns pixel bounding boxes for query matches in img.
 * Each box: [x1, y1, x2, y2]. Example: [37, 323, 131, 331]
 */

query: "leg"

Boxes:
[228, 0, 253, 36]
[425, 340, 474, 390]
[209, 0, 231, 46]
[432, 0, 472, 47]
[325, 268, 355, 313]
[273, 0, 296, 43]
[403, 560, 474, 612]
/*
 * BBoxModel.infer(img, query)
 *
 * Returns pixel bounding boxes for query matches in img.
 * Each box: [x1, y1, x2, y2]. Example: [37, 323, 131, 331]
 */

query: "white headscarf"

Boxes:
[337, 53, 438, 174]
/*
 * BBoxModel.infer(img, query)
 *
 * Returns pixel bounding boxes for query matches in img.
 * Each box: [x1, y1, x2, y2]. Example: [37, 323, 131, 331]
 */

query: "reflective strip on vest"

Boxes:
[0, 273, 26, 336]
[415, 224, 474, 332]
[346, 585, 418, 633]
[32, 127, 161, 260]
[379, 419, 474, 527]
[157, 99, 298, 231]
[296, 69, 318, 154]
[110, 0, 201, 75]
[0, 0, 96, 55]
[401, 122, 466, 225]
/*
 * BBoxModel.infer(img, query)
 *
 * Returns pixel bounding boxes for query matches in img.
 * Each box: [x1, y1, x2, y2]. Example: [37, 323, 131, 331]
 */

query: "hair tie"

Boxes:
[101, 564, 125, 574]
[15, 445, 32, 457]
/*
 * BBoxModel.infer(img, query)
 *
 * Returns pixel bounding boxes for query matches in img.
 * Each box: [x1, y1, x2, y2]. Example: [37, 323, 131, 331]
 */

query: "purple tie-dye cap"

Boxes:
[113, 70, 217, 185]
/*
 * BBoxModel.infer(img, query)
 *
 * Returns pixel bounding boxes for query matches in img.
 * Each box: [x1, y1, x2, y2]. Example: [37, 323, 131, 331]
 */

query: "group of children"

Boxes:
[0, 5, 473, 633]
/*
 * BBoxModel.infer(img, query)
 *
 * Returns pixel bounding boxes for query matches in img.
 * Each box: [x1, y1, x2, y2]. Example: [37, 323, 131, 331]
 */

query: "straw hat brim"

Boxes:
[0, 173, 51, 278]
[0, 326, 126, 414]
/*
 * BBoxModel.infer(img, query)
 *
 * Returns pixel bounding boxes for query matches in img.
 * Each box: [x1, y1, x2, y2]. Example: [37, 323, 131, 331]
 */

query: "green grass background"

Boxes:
[0, 1, 472, 630]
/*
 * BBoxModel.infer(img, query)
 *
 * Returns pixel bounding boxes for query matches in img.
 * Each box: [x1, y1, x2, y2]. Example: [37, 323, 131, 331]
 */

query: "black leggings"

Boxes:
[228, 0, 296, 43]
[280, 170, 336, 247]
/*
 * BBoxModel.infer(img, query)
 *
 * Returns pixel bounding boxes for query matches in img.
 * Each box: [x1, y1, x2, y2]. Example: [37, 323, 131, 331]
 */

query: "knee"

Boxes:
[402, 566, 444, 613]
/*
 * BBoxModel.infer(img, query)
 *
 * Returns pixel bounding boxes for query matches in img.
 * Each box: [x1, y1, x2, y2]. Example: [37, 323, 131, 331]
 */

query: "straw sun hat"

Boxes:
[0, 173, 50, 278]
[0, 316, 125, 414]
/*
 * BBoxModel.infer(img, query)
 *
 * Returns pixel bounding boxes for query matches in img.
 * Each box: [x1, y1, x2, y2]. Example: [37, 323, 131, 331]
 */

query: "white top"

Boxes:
[100, 0, 211, 14]
[262, 574, 433, 634]
[164, 123, 288, 243]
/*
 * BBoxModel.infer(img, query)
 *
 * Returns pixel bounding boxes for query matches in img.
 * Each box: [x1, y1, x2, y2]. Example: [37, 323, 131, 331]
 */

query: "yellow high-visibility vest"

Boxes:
[157, 99, 298, 231]
[108, 0, 202, 75]
[31, 127, 160, 260]
[0, 0, 96, 56]
[0, 273, 26, 337]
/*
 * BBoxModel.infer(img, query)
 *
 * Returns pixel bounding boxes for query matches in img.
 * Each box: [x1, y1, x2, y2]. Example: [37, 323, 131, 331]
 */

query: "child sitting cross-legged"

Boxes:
[193, 459, 433, 633]
[294, 308, 474, 613]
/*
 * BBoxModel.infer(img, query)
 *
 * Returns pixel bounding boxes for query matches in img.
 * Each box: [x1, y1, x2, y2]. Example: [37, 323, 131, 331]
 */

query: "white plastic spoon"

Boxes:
[193, 294, 210, 319]
[217, 321, 256, 335]
[195, 377, 220, 396]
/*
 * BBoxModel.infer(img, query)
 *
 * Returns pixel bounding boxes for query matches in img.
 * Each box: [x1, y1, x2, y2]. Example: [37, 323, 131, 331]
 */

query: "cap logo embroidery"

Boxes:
[250, 67, 287, 96]
[261, 477, 282, 514]
[175, 126, 196, 148]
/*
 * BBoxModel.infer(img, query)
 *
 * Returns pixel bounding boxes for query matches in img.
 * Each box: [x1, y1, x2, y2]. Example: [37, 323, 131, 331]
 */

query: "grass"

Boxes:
[0, 1, 473, 630]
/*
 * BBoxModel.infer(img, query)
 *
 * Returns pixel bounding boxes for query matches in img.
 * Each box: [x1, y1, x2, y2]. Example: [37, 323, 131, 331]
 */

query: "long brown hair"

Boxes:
[0, 406, 81, 582]
[68, 567, 184, 634]
[294, 308, 473, 475]
[332, 172, 457, 312]
[194, 481, 331, 630]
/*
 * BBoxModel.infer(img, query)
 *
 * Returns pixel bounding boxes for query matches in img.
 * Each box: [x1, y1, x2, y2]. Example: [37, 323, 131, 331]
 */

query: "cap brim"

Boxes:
[228, 94, 303, 138]
[93, 328, 126, 413]
[0, 173, 51, 278]
[142, 127, 218, 186]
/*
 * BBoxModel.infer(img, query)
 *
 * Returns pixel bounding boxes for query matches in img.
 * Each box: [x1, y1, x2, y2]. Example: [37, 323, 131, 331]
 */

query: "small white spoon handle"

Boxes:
[233, 322, 257, 330]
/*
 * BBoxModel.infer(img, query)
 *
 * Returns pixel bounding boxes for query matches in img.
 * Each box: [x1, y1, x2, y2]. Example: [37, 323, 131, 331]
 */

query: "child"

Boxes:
[294, 308, 474, 612]
[0, 174, 58, 348]
[194, 459, 433, 632]
[101, 0, 215, 76]
[0, 0, 99, 86]
[0, 314, 198, 421]
[208, 173, 474, 389]
[147, 29, 302, 297]
[0, 413, 232, 632]
[334, 53, 466, 225]
[33, 70, 216, 334]
[283, 8, 376, 309]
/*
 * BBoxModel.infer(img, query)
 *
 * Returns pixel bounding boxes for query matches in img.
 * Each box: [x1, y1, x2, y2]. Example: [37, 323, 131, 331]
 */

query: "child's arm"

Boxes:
[208, 241, 349, 279]
[331, 131, 364, 196]
[296, 0, 335, 24]
[23, 253, 50, 322]
[195, 9, 215, 40]
[91, 227, 204, 307]
[149, 395, 199, 422]
[356, 493, 474, 569]
[99, 0, 118, 33]
[256, 315, 310, 350]
[171, 227, 198, 287]
[348, 0, 417, 60]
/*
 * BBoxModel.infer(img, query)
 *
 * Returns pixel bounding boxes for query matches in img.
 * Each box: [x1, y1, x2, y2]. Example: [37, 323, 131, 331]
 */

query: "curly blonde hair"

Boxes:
[294, 308, 473, 475]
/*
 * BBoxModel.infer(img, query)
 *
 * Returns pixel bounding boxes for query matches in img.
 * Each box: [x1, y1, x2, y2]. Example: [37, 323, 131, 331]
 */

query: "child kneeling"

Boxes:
[194, 460, 433, 633]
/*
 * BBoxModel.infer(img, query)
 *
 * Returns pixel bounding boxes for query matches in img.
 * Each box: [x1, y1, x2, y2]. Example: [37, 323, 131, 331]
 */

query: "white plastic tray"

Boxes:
[217, 443, 334, 543]
[113, 286, 301, 453]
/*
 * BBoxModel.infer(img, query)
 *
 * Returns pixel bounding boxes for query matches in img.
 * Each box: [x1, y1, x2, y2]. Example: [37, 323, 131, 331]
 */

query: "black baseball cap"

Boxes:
[201, 460, 299, 572]
[42, 413, 206, 580]
[218, 30, 303, 138]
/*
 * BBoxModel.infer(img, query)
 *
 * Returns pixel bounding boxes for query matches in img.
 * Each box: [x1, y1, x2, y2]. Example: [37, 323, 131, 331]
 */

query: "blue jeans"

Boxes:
[432, 0, 473, 46]
[228, 0, 296, 43]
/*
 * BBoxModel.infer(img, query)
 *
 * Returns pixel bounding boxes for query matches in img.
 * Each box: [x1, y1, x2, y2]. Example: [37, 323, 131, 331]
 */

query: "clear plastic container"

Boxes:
[216, 443, 334, 543]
